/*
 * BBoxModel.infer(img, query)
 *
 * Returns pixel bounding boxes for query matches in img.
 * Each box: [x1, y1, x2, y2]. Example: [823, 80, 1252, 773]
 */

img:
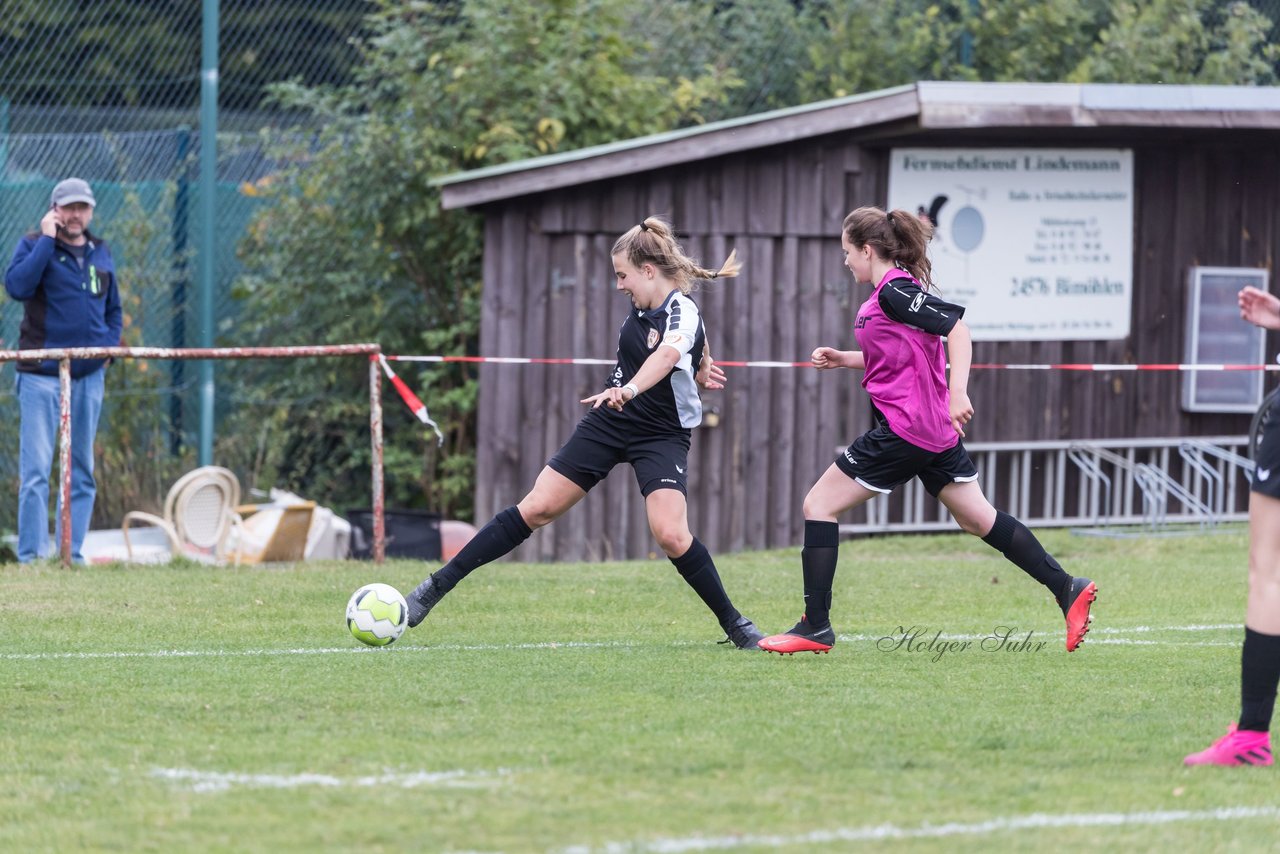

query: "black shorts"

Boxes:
[547, 412, 691, 497]
[1253, 393, 1280, 498]
[834, 424, 978, 497]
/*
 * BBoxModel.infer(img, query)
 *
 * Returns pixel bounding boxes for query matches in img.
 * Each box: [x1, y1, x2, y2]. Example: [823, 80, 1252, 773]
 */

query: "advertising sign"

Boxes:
[888, 148, 1134, 340]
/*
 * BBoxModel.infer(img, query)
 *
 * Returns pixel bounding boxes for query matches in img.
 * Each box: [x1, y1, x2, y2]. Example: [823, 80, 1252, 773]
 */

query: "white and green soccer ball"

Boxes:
[346, 583, 408, 647]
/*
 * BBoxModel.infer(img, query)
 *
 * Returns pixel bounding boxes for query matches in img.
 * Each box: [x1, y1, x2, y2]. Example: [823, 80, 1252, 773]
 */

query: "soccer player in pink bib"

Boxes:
[1183, 284, 1280, 767]
[759, 206, 1096, 655]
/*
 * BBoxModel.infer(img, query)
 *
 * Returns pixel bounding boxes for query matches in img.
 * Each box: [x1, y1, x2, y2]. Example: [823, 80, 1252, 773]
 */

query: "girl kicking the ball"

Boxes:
[403, 216, 767, 650]
[758, 206, 1096, 655]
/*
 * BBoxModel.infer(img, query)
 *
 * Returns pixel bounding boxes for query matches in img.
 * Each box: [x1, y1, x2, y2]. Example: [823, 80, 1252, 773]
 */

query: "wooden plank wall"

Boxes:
[476, 136, 1280, 561]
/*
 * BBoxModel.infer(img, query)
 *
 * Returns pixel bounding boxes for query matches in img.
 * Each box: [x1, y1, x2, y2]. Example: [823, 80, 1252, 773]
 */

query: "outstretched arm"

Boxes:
[581, 344, 682, 411]
[811, 346, 865, 370]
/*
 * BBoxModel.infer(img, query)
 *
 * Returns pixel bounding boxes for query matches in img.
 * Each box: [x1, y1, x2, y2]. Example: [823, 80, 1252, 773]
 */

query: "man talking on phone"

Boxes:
[4, 178, 123, 563]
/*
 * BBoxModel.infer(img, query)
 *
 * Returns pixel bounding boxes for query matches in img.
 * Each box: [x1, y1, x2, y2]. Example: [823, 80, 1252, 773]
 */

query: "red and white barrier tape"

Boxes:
[386, 355, 1280, 372]
[972, 363, 1279, 372]
[380, 354, 1279, 432]
[377, 354, 444, 445]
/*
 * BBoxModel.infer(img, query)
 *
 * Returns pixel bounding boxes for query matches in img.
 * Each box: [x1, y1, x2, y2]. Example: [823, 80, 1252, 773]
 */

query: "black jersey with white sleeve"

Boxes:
[598, 289, 706, 433]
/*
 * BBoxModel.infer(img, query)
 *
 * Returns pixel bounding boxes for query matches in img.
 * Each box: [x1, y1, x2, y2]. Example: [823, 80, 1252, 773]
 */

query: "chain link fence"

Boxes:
[1, 0, 1278, 546]
[0, 1, 376, 541]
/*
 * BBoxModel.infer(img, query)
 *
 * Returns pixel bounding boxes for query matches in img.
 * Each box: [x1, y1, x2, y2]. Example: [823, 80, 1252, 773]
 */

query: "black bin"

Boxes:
[346, 509, 442, 560]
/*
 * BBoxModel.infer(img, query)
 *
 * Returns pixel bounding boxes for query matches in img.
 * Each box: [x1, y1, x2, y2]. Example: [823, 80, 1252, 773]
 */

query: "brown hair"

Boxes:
[611, 216, 740, 295]
[842, 206, 935, 290]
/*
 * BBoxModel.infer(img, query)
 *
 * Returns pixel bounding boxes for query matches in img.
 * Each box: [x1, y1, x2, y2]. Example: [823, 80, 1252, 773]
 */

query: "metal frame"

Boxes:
[840, 435, 1252, 537]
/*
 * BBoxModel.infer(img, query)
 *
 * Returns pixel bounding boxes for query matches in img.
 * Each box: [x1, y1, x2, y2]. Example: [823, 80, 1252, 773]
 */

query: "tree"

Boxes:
[0, 0, 368, 121]
[972, 0, 1115, 83]
[1069, 0, 1279, 84]
[799, 0, 1277, 99]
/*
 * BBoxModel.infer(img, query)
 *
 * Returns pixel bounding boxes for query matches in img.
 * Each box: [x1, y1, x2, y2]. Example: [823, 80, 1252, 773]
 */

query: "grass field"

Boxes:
[2, 526, 1277, 852]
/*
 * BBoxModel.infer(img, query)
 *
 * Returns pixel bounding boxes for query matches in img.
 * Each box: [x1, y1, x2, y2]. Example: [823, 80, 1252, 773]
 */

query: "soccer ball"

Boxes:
[346, 583, 408, 647]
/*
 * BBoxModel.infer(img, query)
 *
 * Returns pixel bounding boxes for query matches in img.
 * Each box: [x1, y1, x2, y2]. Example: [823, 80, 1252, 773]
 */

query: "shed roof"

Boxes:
[439, 81, 1280, 210]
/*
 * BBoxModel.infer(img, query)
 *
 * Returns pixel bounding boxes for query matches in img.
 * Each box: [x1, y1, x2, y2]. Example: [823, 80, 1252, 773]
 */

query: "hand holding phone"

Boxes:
[40, 206, 62, 239]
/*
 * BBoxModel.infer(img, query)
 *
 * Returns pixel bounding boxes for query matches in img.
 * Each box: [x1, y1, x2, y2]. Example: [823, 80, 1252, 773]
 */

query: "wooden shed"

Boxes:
[439, 81, 1280, 561]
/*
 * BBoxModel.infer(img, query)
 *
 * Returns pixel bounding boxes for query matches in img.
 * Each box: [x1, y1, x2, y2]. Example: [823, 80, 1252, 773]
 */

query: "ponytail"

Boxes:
[842, 206, 935, 290]
[613, 216, 740, 295]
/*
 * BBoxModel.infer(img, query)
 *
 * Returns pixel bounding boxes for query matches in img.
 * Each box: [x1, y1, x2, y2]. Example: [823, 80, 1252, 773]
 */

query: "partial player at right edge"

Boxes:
[1183, 284, 1280, 767]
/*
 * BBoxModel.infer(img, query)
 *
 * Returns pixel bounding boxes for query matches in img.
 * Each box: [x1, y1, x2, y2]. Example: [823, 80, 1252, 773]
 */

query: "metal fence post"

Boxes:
[197, 0, 220, 467]
[369, 354, 385, 564]
[58, 358, 72, 567]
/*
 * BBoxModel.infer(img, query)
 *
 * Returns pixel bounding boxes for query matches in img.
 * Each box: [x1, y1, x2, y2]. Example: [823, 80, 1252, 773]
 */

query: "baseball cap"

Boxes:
[50, 178, 96, 208]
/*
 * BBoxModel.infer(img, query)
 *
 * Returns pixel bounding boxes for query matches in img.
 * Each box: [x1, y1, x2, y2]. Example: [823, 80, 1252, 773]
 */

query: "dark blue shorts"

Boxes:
[834, 424, 978, 497]
[547, 412, 691, 497]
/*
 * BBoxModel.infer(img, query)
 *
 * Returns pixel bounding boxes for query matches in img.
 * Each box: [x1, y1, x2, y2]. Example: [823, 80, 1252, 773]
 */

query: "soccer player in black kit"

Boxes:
[1183, 284, 1280, 767]
[403, 216, 767, 650]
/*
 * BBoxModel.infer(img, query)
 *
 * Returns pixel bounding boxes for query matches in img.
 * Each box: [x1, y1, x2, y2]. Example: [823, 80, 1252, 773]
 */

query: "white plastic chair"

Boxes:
[121, 466, 243, 563]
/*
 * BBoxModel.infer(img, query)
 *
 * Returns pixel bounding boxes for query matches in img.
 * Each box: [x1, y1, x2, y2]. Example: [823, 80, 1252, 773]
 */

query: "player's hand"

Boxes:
[582, 386, 632, 411]
[696, 354, 726, 390]
[811, 346, 841, 370]
[40, 208, 61, 238]
[1239, 286, 1280, 331]
[949, 392, 974, 438]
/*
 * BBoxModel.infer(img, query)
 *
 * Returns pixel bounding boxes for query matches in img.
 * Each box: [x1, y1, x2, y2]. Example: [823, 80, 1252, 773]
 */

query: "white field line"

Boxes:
[0, 641, 638, 661]
[1097, 623, 1240, 633]
[1089, 639, 1238, 646]
[152, 766, 509, 793]
[559, 806, 1280, 853]
[0, 623, 1245, 662]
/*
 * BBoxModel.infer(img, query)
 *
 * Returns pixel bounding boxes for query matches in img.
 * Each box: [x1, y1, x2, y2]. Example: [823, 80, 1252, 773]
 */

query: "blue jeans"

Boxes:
[16, 370, 105, 563]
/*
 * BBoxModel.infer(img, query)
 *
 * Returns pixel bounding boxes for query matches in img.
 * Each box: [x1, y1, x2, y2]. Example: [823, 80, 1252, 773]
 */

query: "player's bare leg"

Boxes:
[406, 467, 586, 627]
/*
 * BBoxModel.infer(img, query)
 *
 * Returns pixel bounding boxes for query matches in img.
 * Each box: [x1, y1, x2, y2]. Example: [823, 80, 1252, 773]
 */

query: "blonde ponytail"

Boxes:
[613, 216, 740, 295]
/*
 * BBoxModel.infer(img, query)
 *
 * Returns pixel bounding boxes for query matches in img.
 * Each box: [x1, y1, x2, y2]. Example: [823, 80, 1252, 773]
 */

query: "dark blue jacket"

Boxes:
[4, 233, 124, 378]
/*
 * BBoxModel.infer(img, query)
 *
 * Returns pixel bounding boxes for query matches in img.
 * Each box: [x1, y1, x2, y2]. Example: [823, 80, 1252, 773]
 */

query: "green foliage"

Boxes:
[0, 0, 368, 112]
[799, 0, 981, 99]
[1070, 0, 1279, 83]
[800, 0, 1278, 97]
[228, 0, 737, 518]
[974, 0, 1115, 82]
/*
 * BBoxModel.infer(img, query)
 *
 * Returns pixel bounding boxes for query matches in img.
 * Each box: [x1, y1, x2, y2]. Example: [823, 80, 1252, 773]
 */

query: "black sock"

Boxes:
[1239, 626, 1280, 733]
[430, 506, 533, 594]
[981, 511, 1071, 603]
[801, 520, 839, 628]
[670, 538, 740, 629]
